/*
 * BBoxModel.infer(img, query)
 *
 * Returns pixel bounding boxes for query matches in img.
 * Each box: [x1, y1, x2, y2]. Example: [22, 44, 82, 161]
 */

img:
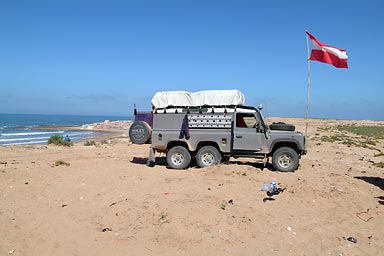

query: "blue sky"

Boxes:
[1, 0, 383, 120]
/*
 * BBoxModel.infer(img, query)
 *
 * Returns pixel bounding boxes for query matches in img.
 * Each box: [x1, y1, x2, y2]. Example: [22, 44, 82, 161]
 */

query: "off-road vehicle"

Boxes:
[142, 90, 306, 172]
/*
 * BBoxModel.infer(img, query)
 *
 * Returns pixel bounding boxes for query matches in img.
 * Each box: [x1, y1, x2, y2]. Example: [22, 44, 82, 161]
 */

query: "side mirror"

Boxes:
[258, 104, 263, 110]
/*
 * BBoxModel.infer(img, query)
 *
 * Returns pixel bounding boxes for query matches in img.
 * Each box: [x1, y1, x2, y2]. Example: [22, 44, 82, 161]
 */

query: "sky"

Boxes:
[1, 0, 383, 120]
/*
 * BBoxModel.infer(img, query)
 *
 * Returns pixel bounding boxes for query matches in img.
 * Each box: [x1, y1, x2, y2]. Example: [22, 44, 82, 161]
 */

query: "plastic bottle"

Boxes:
[261, 178, 277, 192]
[261, 184, 270, 192]
[271, 178, 277, 191]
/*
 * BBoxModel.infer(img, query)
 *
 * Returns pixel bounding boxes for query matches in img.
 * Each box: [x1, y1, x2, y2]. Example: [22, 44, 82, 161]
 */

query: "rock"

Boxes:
[343, 236, 357, 243]
[102, 227, 112, 232]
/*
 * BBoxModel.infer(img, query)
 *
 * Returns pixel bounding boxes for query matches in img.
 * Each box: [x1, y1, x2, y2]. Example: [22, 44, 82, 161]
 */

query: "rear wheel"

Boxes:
[196, 146, 222, 168]
[272, 147, 299, 172]
[167, 146, 191, 169]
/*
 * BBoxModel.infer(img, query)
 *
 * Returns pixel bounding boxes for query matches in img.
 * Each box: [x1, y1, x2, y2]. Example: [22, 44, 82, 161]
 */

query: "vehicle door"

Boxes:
[233, 112, 263, 151]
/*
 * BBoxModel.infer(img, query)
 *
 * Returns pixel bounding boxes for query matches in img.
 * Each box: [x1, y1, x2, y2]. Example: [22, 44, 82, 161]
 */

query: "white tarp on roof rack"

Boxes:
[151, 90, 245, 108]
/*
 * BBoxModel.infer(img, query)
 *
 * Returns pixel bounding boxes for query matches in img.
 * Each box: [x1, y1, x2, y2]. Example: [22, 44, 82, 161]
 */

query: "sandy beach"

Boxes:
[1, 117, 383, 255]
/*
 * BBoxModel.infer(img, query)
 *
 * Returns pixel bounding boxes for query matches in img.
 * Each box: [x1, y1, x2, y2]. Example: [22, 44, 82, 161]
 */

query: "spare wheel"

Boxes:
[129, 121, 152, 144]
[269, 122, 295, 131]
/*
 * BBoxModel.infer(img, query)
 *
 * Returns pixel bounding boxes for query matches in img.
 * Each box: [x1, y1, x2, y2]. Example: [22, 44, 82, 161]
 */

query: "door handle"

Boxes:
[236, 135, 242, 138]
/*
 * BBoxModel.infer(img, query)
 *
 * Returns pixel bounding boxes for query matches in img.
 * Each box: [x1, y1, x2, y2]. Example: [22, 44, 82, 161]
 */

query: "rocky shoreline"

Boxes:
[80, 119, 132, 131]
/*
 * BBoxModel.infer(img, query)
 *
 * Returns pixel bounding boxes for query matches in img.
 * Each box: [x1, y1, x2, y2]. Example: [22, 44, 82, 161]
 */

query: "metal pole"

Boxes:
[305, 33, 311, 150]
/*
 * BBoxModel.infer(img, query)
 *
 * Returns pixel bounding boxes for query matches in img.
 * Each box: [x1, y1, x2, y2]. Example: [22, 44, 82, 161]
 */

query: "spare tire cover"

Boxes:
[269, 122, 295, 131]
[129, 121, 152, 144]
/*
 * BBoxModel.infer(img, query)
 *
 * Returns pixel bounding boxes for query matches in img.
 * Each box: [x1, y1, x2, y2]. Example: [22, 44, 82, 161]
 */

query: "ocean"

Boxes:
[0, 113, 132, 146]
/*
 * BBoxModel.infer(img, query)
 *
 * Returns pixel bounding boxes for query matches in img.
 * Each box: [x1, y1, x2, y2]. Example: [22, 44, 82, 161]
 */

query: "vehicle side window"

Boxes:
[236, 113, 257, 128]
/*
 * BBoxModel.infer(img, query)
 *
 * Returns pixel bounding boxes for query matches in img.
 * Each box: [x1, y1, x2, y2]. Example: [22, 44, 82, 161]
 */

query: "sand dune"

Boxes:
[1, 118, 383, 255]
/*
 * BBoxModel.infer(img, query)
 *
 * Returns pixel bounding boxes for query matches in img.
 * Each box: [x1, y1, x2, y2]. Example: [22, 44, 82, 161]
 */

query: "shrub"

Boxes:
[84, 140, 96, 146]
[336, 125, 384, 139]
[48, 135, 73, 146]
[54, 160, 70, 166]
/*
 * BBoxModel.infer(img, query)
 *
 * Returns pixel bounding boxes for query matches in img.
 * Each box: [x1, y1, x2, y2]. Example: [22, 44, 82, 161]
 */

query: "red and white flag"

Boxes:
[306, 31, 348, 68]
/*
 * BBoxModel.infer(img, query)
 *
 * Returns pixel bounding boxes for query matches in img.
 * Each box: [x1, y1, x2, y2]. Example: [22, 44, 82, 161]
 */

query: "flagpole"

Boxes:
[305, 32, 311, 150]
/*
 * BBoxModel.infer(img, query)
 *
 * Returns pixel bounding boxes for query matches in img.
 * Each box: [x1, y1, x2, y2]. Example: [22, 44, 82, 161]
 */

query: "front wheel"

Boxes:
[167, 146, 191, 169]
[272, 147, 299, 172]
[196, 146, 222, 168]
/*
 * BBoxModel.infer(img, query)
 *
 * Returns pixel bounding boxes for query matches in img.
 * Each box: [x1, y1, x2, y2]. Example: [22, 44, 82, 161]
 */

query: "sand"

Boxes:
[1, 118, 383, 255]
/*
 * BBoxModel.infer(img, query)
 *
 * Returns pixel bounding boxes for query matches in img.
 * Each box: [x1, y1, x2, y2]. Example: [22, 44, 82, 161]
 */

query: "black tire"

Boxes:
[167, 146, 191, 169]
[129, 121, 151, 144]
[269, 122, 295, 131]
[196, 146, 222, 168]
[272, 147, 299, 172]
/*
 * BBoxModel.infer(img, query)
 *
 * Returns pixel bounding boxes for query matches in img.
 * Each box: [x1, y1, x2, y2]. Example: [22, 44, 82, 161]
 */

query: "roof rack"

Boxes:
[153, 105, 258, 114]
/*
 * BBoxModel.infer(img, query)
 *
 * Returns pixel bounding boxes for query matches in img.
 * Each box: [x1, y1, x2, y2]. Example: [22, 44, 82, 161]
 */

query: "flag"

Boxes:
[306, 31, 348, 68]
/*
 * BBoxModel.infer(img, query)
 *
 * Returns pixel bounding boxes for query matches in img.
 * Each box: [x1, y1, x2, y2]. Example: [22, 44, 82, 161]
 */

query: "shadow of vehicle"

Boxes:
[131, 156, 295, 172]
[130, 157, 167, 167]
[227, 160, 267, 170]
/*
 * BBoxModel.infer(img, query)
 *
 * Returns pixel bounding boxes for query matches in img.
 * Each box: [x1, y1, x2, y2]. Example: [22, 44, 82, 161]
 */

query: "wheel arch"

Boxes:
[196, 141, 222, 154]
[269, 141, 300, 156]
[167, 141, 190, 151]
